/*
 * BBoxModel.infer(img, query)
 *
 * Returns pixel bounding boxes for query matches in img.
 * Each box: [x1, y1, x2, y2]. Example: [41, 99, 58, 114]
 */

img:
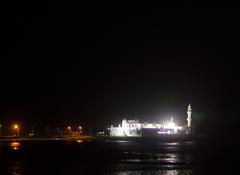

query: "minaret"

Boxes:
[187, 103, 192, 134]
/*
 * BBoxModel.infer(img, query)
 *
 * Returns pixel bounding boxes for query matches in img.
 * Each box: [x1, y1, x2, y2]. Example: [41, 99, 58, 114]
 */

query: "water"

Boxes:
[0, 139, 239, 174]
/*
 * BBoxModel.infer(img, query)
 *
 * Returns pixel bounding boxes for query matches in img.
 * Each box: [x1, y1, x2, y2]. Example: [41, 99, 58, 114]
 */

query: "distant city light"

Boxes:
[67, 126, 71, 130]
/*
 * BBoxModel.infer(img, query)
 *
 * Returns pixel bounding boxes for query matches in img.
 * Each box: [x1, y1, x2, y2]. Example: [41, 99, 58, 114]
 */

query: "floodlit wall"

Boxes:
[109, 118, 183, 137]
[110, 119, 142, 137]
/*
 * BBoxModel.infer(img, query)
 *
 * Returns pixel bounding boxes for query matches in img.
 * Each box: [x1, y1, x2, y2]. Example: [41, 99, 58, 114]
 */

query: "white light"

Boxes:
[110, 117, 184, 136]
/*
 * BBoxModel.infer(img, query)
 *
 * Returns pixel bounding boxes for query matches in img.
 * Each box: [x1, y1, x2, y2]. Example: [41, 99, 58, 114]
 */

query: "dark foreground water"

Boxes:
[0, 138, 239, 175]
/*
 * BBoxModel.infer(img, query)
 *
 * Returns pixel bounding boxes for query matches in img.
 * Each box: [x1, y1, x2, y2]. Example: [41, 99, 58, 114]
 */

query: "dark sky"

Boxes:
[1, 1, 239, 135]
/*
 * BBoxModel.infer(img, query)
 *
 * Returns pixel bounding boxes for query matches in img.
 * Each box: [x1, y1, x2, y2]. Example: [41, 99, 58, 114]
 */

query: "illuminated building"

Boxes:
[109, 104, 192, 137]
[110, 119, 142, 137]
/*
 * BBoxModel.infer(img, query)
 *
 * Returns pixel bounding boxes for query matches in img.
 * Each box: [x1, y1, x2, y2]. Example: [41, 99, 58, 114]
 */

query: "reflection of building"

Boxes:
[109, 104, 192, 137]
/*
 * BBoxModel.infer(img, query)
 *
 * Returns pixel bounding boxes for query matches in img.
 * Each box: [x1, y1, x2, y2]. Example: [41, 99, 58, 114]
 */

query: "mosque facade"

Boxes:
[109, 104, 192, 137]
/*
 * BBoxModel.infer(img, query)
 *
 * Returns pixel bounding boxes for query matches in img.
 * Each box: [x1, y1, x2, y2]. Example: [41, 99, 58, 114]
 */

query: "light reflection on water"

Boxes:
[76, 139, 83, 143]
[110, 170, 193, 175]
[106, 140, 132, 143]
[10, 162, 22, 175]
[120, 152, 191, 164]
[0, 140, 198, 175]
[10, 142, 21, 150]
[158, 142, 180, 146]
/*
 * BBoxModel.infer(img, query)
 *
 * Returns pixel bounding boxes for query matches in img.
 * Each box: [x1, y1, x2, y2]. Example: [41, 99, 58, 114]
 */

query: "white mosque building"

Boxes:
[109, 104, 192, 137]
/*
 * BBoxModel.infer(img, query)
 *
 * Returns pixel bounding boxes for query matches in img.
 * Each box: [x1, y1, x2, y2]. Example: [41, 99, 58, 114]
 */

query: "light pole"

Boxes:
[13, 124, 19, 137]
[78, 126, 82, 136]
[67, 126, 71, 136]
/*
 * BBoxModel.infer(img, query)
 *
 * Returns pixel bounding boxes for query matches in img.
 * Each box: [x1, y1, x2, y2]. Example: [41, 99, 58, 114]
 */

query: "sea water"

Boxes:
[0, 138, 239, 175]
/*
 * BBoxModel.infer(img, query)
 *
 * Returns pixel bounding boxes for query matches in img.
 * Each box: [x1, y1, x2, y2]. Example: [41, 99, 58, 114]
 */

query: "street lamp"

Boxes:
[67, 126, 72, 136]
[13, 124, 19, 137]
[78, 126, 82, 136]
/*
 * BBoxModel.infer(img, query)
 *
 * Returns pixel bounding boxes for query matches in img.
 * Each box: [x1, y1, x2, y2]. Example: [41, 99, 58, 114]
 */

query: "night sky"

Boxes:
[1, 1, 239, 135]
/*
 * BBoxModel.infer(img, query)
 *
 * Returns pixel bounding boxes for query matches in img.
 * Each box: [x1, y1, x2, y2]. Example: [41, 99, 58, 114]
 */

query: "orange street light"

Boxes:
[13, 124, 19, 137]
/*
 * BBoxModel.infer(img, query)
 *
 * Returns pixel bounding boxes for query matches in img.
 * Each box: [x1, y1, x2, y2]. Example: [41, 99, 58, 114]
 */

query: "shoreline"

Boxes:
[0, 134, 210, 143]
